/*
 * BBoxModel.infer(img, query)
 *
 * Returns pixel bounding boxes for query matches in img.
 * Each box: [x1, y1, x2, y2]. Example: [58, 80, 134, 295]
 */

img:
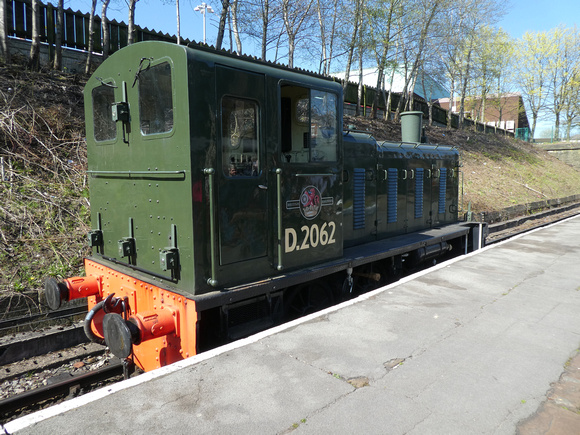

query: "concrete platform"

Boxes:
[5, 216, 580, 434]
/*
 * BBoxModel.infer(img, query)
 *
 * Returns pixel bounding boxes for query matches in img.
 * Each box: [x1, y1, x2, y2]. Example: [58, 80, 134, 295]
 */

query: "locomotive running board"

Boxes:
[194, 222, 475, 311]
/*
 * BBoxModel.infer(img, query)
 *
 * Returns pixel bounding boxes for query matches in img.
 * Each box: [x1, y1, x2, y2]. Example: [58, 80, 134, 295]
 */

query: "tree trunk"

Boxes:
[385, 54, 397, 121]
[371, 66, 385, 119]
[315, 0, 327, 74]
[341, 0, 362, 97]
[231, 0, 242, 53]
[0, 0, 10, 63]
[282, 0, 313, 69]
[324, 0, 339, 75]
[260, 0, 269, 60]
[176, 0, 181, 45]
[128, 0, 139, 45]
[53, 0, 63, 69]
[85, 0, 98, 74]
[356, 49, 363, 116]
[458, 47, 473, 129]
[102, 0, 110, 59]
[530, 113, 538, 140]
[215, 0, 230, 50]
[447, 80, 455, 129]
[28, 0, 40, 70]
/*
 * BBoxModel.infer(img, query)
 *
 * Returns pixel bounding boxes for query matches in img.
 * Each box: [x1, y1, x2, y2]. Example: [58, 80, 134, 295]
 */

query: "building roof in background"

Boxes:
[333, 66, 449, 101]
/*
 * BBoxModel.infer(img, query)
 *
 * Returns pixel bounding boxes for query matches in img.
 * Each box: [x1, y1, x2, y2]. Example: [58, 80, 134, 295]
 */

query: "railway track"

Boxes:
[486, 201, 580, 243]
[0, 360, 125, 423]
[0, 206, 578, 426]
[0, 305, 88, 333]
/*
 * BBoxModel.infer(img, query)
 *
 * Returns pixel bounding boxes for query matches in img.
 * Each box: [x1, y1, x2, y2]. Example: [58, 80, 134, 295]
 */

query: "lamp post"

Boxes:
[194, 3, 214, 44]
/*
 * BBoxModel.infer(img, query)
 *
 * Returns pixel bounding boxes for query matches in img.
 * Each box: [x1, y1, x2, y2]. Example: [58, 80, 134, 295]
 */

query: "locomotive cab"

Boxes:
[46, 42, 346, 370]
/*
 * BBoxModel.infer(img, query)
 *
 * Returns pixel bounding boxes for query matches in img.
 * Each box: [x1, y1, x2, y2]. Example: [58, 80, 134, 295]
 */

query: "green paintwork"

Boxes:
[84, 41, 344, 297]
[342, 134, 459, 247]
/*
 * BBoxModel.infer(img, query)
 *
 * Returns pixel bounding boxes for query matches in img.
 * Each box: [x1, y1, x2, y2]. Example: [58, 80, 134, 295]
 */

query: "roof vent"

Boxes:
[401, 111, 423, 144]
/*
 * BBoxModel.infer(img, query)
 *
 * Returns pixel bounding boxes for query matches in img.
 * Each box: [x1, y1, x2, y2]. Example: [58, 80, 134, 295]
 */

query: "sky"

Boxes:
[497, 0, 579, 38]
[66, 0, 580, 50]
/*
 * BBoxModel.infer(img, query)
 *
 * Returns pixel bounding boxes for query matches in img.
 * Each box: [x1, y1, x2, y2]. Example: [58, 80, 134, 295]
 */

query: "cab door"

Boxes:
[216, 66, 268, 267]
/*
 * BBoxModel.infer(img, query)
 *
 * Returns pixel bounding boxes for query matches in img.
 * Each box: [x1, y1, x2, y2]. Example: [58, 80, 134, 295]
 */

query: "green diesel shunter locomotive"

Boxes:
[45, 41, 485, 372]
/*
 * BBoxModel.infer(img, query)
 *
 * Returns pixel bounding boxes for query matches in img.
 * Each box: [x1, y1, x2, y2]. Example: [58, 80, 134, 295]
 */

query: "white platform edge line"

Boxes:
[5, 215, 578, 433]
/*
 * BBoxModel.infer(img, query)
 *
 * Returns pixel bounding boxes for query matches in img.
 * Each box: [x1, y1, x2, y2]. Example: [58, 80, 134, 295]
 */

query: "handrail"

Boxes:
[292, 173, 335, 177]
[203, 168, 218, 287]
[87, 170, 186, 178]
[275, 168, 283, 271]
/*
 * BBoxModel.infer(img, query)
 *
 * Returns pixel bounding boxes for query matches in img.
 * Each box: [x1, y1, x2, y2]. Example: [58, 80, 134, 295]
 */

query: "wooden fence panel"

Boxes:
[118, 24, 128, 50]
[74, 12, 85, 50]
[93, 17, 102, 52]
[24, 0, 31, 39]
[45, 2, 54, 61]
[12, 1, 26, 38]
[38, 3, 47, 42]
[109, 21, 119, 53]
[64, 8, 74, 48]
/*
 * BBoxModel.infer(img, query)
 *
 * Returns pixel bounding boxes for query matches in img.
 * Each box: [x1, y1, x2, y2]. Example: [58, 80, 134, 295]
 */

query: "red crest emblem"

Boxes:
[300, 186, 321, 219]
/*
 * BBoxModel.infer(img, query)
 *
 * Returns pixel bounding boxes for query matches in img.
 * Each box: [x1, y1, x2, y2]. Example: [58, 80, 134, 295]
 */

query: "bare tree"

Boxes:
[259, 0, 271, 59]
[53, 0, 64, 69]
[231, 0, 243, 52]
[216, 0, 231, 49]
[102, 0, 111, 59]
[85, 0, 99, 74]
[282, 0, 314, 68]
[394, 0, 442, 118]
[128, 0, 140, 45]
[368, 0, 404, 118]
[0, 0, 10, 63]
[28, 0, 40, 70]
[341, 0, 364, 96]
[315, 0, 340, 75]
[238, 0, 285, 61]
[176, 0, 181, 44]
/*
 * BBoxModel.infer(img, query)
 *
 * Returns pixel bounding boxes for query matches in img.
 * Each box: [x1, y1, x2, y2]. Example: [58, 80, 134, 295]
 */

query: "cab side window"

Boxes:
[139, 62, 173, 135]
[221, 97, 260, 177]
[280, 85, 338, 163]
[92, 85, 116, 142]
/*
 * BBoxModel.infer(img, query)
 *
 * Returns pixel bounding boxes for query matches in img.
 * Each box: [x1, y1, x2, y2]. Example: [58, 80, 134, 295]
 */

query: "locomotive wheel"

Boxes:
[285, 281, 334, 320]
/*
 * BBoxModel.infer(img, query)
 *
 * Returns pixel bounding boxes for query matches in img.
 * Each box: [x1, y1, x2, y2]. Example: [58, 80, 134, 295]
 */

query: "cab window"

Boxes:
[221, 97, 260, 177]
[92, 84, 116, 142]
[281, 85, 338, 163]
[139, 62, 173, 135]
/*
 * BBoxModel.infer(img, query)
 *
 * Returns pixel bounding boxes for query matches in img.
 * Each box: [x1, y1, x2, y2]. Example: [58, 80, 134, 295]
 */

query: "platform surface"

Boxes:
[6, 216, 580, 434]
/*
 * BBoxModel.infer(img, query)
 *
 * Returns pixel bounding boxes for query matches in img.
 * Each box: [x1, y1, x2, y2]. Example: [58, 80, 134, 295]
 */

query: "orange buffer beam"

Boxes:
[85, 259, 199, 372]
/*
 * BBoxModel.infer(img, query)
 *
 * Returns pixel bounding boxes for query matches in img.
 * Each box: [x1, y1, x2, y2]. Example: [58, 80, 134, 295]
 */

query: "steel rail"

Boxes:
[0, 361, 124, 420]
